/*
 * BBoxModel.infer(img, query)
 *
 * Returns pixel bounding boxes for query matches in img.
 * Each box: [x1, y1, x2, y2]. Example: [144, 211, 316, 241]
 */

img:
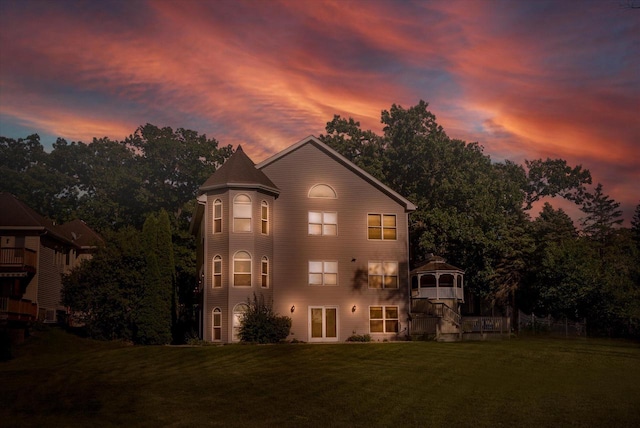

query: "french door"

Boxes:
[309, 306, 338, 342]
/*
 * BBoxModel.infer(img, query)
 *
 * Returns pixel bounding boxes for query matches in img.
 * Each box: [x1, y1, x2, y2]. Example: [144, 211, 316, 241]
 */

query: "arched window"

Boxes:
[261, 201, 269, 235]
[261, 256, 269, 288]
[420, 275, 436, 288]
[308, 184, 337, 199]
[233, 194, 252, 232]
[213, 199, 222, 233]
[212, 308, 222, 341]
[233, 303, 249, 342]
[212, 255, 222, 288]
[233, 251, 252, 286]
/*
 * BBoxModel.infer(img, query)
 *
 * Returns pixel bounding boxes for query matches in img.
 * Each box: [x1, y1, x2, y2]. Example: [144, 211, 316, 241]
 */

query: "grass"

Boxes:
[2, 328, 639, 427]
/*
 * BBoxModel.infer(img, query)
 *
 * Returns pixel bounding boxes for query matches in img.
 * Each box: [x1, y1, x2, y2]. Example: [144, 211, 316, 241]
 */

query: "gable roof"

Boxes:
[58, 219, 103, 249]
[199, 145, 280, 196]
[0, 192, 72, 244]
[256, 136, 417, 212]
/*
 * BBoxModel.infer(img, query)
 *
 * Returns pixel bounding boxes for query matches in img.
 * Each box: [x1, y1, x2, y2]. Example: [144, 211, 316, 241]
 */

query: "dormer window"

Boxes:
[233, 194, 252, 232]
[308, 184, 337, 199]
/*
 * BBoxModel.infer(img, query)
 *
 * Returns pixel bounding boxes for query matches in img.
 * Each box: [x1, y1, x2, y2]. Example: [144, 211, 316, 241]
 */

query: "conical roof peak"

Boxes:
[199, 145, 279, 195]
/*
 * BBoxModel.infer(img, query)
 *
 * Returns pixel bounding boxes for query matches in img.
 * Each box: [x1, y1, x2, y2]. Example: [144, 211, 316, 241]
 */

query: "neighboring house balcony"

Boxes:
[0, 247, 37, 275]
[0, 296, 38, 322]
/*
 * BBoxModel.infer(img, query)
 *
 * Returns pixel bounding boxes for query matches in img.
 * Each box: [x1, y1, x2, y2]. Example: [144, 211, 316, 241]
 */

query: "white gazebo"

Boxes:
[410, 255, 464, 302]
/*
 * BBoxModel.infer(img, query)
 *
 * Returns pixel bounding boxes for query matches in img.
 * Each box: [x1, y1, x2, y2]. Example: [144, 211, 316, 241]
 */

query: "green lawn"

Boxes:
[2, 328, 639, 427]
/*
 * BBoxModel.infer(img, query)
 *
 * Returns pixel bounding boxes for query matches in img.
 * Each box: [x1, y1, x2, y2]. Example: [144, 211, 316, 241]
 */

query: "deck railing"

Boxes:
[462, 316, 510, 334]
[411, 299, 460, 327]
[0, 247, 37, 271]
[0, 297, 38, 321]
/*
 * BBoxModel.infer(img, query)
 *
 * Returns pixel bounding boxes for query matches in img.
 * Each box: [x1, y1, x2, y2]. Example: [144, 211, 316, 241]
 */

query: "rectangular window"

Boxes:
[233, 195, 252, 233]
[370, 306, 399, 333]
[213, 257, 222, 288]
[308, 211, 337, 236]
[213, 200, 222, 233]
[261, 202, 269, 235]
[213, 310, 222, 341]
[309, 261, 338, 285]
[368, 214, 396, 240]
[368, 261, 399, 289]
[261, 257, 268, 288]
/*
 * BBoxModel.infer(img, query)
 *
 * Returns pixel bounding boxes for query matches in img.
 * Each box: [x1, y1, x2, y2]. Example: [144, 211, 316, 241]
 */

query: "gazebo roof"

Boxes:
[410, 255, 464, 275]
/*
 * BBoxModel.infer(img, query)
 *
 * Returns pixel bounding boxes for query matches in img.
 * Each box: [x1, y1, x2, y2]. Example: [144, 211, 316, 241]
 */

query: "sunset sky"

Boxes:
[1, 0, 638, 223]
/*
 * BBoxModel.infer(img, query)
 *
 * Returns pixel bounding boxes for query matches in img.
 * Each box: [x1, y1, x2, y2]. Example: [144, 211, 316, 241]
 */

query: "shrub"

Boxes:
[239, 294, 291, 344]
[346, 334, 372, 342]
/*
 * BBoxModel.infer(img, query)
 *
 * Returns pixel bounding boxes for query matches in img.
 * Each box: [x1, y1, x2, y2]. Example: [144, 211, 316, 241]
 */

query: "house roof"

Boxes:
[410, 255, 464, 275]
[256, 136, 417, 212]
[199, 145, 280, 196]
[58, 219, 103, 249]
[0, 192, 49, 229]
[0, 192, 97, 247]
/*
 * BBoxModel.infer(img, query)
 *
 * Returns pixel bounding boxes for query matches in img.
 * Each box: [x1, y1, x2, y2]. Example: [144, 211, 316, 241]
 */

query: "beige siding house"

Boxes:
[0, 193, 101, 342]
[191, 136, 416, 343]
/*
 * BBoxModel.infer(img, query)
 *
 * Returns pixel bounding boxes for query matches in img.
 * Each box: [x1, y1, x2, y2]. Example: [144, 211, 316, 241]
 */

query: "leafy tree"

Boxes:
[524, 158, 592, 210]
[62, 227, 146, 341]
[125, 124, 233, 218]
[239, 294, 291, 343]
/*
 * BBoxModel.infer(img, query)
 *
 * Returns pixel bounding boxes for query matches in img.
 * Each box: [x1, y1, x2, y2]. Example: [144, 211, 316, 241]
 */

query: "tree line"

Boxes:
[1, 102, 638, 340]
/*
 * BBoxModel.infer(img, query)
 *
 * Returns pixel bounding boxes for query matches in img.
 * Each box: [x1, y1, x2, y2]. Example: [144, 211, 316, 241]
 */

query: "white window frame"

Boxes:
[369, 306, 399, 334]
[367, 213, 397, 240]
[213, 199, 222, 234]
[308, 260, 338, 286]
[233, 251, 252, 287]
[261, 256, 269, 288]
[308, 306, 339, 342]
[233, 194, 252, 233]
[261, 201, 269, 235]
[212, 308, 222, 341]
[367, 261, 399, 289]
[308, 184, 337, 199]
[212, 255, 222, 288]
[308, 211, 338, 236]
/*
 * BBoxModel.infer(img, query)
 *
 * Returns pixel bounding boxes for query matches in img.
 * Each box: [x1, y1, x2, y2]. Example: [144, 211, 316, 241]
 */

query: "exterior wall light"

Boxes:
[291, 305, 295, 313]
[352, 305, 357, 313]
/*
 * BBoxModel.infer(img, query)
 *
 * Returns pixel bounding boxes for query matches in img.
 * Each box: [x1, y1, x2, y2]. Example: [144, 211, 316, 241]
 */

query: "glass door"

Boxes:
[309, 306, 338, 342]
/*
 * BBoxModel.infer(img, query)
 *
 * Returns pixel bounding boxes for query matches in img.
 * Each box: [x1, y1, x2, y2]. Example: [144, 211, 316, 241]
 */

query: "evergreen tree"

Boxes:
[580, 183, 623, 244]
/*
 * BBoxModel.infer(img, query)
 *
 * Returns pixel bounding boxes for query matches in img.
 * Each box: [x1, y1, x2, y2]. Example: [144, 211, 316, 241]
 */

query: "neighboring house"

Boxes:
[191, 136, 417, 343]
[0, 193, 101, 342]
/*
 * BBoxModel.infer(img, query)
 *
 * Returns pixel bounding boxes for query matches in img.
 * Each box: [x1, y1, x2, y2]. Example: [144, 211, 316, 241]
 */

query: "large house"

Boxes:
[0, 193, 101, 342]
[191, 136, 417, 342]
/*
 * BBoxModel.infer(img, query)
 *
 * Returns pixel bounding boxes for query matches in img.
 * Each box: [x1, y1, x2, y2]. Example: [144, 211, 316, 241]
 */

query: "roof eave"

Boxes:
[199, 182, 281, 196]
[256, 135, 416, 212]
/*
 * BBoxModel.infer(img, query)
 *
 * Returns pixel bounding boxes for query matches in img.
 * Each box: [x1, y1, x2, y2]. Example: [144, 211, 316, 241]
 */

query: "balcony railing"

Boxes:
[0, 247, 37, 272]
[411, 286, 463, 300]
[0, 297, 38, 321]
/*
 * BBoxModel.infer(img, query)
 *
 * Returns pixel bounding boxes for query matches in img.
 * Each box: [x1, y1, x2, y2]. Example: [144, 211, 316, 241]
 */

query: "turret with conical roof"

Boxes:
[199, 146, 279, 196]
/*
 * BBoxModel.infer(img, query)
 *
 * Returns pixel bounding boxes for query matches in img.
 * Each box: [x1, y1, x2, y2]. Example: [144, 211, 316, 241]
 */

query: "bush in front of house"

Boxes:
[346, 333, 372, 342]
[239, 294, 291, 344]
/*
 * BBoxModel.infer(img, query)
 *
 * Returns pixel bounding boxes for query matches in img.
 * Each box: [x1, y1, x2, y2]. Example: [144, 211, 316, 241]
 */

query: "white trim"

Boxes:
[369, 305, 399, 334]
[233, 250, 252, 287]
[367, 213, 397, 241]
[308, 306, 339, 342]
